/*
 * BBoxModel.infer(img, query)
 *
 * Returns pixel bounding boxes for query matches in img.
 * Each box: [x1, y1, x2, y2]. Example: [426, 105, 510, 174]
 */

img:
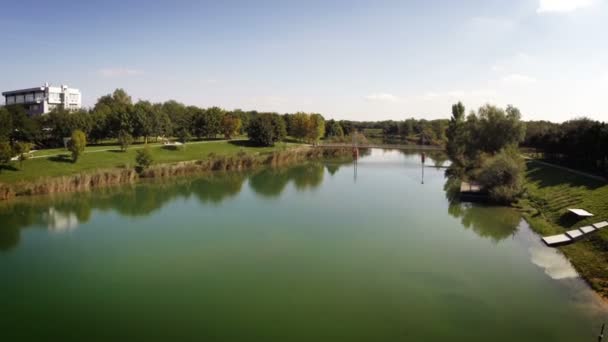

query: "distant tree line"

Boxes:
[0, 89, 332, 152]
[325, 118, 448, 145]
[523, 119, 608, 176]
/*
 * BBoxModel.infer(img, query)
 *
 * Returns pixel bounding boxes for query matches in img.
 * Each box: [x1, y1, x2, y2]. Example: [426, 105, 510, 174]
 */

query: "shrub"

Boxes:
[68, 130, 87, 163]
[0, 141, 12, 171]
[12, 141, 32, 168]
[247, 114, 277, 146]
[135, 146, 153, 172]
[477, 147, 525, 203]
[118, 130, 134, 151]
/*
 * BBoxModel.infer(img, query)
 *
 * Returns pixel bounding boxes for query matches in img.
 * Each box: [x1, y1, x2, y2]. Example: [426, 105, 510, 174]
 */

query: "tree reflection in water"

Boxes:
[0, 161, 349, 251]
[444, 171, 520, 243]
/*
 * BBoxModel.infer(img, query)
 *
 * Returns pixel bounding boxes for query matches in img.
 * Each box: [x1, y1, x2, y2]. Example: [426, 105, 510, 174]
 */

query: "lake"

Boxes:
[0, 149, 605, 341]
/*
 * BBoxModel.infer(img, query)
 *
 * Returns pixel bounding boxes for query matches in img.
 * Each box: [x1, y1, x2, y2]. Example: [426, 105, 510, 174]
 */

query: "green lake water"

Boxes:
[0, 149, 605, 341]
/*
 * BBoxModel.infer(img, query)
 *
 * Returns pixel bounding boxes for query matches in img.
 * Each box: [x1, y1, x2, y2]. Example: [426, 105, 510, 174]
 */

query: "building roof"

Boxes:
[568, 208, 594, 217]
[2, 87, 45, 96]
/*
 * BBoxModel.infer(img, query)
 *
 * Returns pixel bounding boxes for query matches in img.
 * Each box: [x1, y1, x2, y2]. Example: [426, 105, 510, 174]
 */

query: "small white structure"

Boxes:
[565, 229, 584, 240]
[2, 83, 81, 116]
[593, 221, 608, 229]
[568, 209, 594, 217]
[579, 226, 596, 234]
[542, 234, 571, 246]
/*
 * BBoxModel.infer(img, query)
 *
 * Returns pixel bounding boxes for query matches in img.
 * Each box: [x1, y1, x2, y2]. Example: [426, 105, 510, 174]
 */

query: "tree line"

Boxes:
[523, 119, 608, 176]
[0, 89, 334, 149]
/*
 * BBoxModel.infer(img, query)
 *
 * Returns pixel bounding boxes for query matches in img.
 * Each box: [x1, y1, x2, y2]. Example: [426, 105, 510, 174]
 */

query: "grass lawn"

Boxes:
[0, 140, 299, 184]
[518, 160, 608, 296]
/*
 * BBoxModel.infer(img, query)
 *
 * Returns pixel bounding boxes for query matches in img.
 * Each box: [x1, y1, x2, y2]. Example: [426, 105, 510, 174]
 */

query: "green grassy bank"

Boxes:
[0, 140, 353, 201]
[517, 160, 608, 297]
[0, 140, 295, 184]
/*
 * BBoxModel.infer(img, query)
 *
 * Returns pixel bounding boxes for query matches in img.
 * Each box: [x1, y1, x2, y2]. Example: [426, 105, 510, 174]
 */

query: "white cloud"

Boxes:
[98, 68, 144, 78]
[502, 74, 538, 84]
[537, 0, 598, 13]
[364, 93, 401, 102]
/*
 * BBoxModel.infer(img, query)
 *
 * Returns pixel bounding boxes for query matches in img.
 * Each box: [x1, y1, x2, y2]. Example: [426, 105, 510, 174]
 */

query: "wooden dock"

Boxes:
[542, 221, 608, 247]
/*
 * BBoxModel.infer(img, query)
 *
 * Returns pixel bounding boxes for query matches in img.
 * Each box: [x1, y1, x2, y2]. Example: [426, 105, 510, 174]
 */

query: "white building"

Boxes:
[2, 83, 82, 116]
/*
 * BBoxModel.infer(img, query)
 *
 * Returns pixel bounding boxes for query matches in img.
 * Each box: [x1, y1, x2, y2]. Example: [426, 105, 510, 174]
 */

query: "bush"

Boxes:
[246, 114, 285, 146]
[0, 141, 13, 171]
[477, 147, 525, 203]
[12, 141, 32, 168]
[68, 130, 87, 163]
[118, 130, 133, 151]
[135, 146, 153, 172]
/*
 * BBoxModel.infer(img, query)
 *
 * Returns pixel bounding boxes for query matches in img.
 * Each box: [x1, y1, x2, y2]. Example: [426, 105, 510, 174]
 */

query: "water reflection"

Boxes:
[45, 207, 79, 232]
[448, 203, 520, 243]
[0, 162, 339, 251]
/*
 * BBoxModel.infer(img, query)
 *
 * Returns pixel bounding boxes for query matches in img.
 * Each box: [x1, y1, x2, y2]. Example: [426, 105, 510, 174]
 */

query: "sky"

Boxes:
[1, 0, 607, 122]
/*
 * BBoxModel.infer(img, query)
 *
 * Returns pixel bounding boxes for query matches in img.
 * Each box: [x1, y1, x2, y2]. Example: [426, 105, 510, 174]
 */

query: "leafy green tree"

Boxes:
[0, 141, 13, 172]
[204, 107, 225, 138]
[247, 114, 280, 146]
[477, 147, 525, 203]
[152, 103, 172, 140]
[176, 127, 191, 144]
[162, 100, 190, 138]
[0, 107, 13, 140]
[135, 146, 153, 172]
[291, 112, 310, 141]
[221, 114, 242, 139]
[68, 130, 87, 163]
[326, 120, 344, 138]
[118, 130, 133, 151]
[133, 101, 156, 143]
[5, 105, 41, 143]
[307, 114, 325, 144]
[466, 104, 525, 156]
[271, 114, 287, 143]
[12, 141, 32, 168]
[446, 102, 467, 165]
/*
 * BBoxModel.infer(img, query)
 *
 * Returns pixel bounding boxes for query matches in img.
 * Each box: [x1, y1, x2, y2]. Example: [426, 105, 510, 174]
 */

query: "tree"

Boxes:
[0, 141, 12, 172]
[118, 130, 133, 151]
[0, 107, 13, 140]
[477, 147, 525, 203]
[132, 101, 156, 143]
[247, 114, 280, 146]
[68, 130, 87, 163]
[466, 104, 526, 156]
[307, 114, 325, 144]
[176, 127, 191, 144]
[221, 114, 242, 139]
[271, 114, 287, 143]
[135, 146, 153, 172]
[291, 112, 310, 141]
[326, 120, 344, 138]
[12, 141, 32, 168]
[446, 101, 467, 165]
[192, 106, 224, 139]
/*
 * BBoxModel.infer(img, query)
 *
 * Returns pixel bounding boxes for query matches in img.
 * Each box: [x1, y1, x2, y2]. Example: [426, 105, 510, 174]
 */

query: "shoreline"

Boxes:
[0, 146, 353, 202]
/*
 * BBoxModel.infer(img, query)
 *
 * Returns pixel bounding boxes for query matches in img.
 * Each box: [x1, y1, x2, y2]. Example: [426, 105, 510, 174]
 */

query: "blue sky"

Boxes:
[1, 0, 606, 121]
